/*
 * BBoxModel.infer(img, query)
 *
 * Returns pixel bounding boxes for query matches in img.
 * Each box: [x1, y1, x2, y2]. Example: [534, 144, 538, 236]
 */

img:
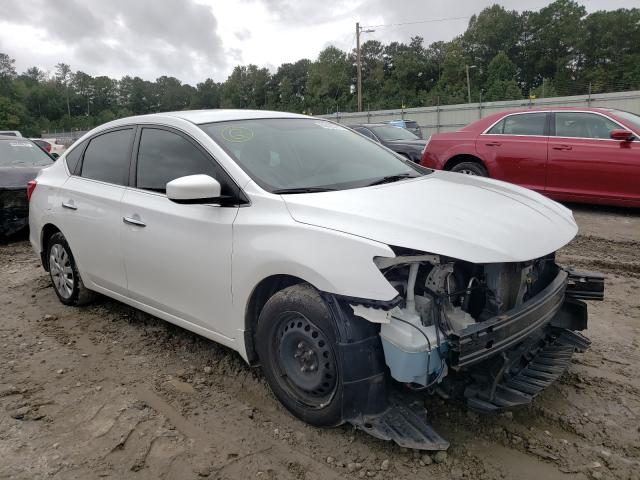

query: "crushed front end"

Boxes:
[346, 248, 604, 449]
[0, 187, 29, 238]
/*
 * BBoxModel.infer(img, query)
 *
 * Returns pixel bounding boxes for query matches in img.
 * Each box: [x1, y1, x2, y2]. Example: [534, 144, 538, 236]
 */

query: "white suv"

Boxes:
[29, 110, 601, 450]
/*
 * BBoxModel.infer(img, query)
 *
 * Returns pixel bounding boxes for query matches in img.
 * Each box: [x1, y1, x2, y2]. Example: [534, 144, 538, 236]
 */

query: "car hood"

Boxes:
[282, 171, 577, 264]
[0, 165, 46, 189]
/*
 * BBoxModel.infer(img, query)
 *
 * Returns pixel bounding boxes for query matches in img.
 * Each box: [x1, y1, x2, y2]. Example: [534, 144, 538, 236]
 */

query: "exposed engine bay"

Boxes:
[342, 250, 603, 449]
[348, 248, 603, 422]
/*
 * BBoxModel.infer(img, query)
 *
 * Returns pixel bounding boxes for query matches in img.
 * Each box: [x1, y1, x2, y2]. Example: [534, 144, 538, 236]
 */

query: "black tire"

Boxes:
[450, 161, 488, 177]
[46, 232, 96, 306]
[256, 284, 343, 427]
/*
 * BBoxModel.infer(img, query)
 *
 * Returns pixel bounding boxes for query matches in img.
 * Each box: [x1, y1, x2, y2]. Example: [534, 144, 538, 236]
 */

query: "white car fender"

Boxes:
[231, 190, 400, 344]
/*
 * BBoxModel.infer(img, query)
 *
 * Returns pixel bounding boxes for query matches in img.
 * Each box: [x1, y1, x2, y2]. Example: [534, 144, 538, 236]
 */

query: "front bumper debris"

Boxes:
[350, 393, 449, 450]
[0, 188, 29, 237]
[464, 327, 590, 412]
[339, 267, 602, 450]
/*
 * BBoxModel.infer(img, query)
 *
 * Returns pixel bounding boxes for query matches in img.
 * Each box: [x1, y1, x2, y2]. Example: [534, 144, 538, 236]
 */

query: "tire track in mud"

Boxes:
[2, 229, 640, 479]
[558, 235, 640, 277]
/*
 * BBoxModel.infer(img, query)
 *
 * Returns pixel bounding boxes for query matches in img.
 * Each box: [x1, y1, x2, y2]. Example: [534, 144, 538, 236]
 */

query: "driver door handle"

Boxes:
[61, 201, 77, 210]
[123, 216, 146, 227]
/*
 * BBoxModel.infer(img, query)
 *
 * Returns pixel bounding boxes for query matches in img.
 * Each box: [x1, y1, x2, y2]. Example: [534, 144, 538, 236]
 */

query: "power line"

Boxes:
[362, 16, 471, 30]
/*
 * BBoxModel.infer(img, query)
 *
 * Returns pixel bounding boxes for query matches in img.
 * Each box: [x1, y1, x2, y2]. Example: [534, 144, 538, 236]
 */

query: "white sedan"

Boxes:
[28, 110, 602, 449]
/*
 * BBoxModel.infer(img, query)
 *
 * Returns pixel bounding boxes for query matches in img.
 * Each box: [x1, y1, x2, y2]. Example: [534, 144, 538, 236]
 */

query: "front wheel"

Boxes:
[450, 161, 488, 177]
[256, 284, 343, 426]
[47, 232, 96, 306]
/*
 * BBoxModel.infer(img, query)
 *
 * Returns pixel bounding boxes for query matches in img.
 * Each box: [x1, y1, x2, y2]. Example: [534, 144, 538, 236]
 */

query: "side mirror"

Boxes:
[166, 174, 221, 204]
[51, 153, 59, 160]
[610, 129, 634, 141]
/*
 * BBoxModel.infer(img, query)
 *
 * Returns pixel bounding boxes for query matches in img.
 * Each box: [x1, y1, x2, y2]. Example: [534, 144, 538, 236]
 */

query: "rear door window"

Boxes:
[135, 127, 220, 192]
[554, 112, 620, 139]
[65, 141, 87, 174]
[486, 118, 505, 134]
[0, 140, 53, 166]
[80, 129, 134, 185]
[353, 127, 377, 140]
[501, 113, 547, 136]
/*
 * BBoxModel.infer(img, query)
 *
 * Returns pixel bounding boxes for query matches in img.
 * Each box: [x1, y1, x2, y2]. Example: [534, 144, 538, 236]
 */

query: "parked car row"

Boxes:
[349, 123, 427, 162]
[26, 109, 602, 449]
[420, 107, 640, 208]
[0, 136, 53, 237]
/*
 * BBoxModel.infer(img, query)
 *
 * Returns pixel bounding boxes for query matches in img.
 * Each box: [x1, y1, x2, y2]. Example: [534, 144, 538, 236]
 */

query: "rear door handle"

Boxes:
[61, 201, 77, 210]
[123, 216, 146, 227]
[485, 141, 502, 146]
[552, 145, 572, 150]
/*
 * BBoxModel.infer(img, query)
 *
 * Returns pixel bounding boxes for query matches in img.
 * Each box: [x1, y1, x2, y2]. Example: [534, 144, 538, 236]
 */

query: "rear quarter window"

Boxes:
[80, 129, 134, 185]
[64, 141, 87, 175]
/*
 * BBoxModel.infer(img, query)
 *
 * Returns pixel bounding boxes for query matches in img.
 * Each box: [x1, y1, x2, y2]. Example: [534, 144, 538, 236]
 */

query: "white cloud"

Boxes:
[0, 0, 637, 84]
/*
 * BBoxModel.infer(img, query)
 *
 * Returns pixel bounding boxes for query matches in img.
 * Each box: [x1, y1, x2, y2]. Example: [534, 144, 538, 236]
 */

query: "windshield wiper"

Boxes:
[272, 187, 336, 194]
[367, 173, 416, 186]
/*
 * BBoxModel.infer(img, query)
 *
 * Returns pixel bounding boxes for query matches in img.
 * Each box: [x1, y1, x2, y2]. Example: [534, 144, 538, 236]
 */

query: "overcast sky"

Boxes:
[0, 0, 637, 85]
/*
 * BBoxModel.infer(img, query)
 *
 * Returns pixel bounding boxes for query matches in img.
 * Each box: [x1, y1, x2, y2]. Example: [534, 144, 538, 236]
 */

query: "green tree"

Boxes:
[484, 52, 522, 101]
[55, 62, 72, 116]
[271, 59, 311, 112]
[306, 46, 353, 114]
[429, 42, 469, 105]
[192, 78, 220, 109]
[463, 4, 523, 87]
[0, 53, 17, 97]
[520, 0, 586, 93]
[0, 96, 26, 131]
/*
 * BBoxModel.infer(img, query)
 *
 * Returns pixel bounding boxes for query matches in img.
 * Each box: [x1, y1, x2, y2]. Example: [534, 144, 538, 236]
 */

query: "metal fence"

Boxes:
[320, 90, 640, 138]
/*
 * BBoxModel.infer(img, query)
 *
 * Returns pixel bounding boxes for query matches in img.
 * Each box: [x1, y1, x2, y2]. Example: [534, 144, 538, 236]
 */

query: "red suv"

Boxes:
[420, 107, 640, 207]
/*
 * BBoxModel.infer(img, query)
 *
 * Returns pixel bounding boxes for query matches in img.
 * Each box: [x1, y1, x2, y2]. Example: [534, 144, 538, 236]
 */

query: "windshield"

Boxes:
[611, 110, 640, 131]
[0, 139, 52, 166]
[199, 118, 427, 192]
[370, 125, 419, 141]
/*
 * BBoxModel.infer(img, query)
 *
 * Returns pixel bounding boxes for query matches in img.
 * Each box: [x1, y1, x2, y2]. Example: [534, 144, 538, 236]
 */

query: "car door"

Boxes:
[57, 127, 134, 294]
[547, 111, 640, 203]
[476, 112, 549, 192]
[120, 126, 240, 340]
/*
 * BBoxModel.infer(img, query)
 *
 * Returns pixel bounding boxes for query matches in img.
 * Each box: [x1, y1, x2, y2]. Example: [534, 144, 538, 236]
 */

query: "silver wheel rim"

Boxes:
[49, 244, 74, 299]
[458, 169, 478, 175]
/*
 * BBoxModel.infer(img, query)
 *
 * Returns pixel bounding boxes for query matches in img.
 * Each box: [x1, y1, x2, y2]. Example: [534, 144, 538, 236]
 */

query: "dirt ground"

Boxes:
[1, 204, 639, 480]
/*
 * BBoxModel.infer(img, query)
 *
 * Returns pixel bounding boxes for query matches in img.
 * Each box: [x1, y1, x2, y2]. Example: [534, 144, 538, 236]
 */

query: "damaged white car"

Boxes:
[29, 110, 603, 450]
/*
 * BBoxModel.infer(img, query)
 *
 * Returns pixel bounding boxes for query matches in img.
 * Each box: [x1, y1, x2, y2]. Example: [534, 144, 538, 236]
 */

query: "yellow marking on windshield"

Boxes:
[221, 126, 254, 142]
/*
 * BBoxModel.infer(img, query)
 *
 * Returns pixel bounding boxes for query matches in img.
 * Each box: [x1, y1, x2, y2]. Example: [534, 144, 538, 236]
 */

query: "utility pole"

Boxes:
[466, 64, 471, 104]
[465, 64, 477, 104]
[356, 23, 375, 112]
[356, 22, 362, 112]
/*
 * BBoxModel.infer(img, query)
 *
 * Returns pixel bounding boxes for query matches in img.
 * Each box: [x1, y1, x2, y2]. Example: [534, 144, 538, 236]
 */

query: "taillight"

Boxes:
[27, 180, 37, 201]
[44, 143, 52, 153]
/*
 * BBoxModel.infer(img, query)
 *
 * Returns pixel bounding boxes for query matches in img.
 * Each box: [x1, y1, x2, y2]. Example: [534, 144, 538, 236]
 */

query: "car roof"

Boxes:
[459, 106, 623, 133]
[350, 123, 387, 127]
[0, 135, 32, 141]
[112, 109, 310, 126]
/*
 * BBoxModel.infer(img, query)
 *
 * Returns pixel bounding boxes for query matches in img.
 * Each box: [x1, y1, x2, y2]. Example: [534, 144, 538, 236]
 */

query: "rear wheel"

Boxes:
[256, 284, 343, 426]
[47, 232, 95, 306]
[450, 161, 488, 177]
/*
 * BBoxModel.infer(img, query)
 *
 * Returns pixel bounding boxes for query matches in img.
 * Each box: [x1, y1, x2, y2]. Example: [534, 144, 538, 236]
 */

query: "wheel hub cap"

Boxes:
[277, 313, 337, 406]
[49, 243, 73, 299]
[294, 341, 318, 372]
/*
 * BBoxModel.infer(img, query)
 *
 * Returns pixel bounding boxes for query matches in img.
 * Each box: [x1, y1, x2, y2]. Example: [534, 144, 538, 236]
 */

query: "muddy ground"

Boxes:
[1, 204, 639, 480]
